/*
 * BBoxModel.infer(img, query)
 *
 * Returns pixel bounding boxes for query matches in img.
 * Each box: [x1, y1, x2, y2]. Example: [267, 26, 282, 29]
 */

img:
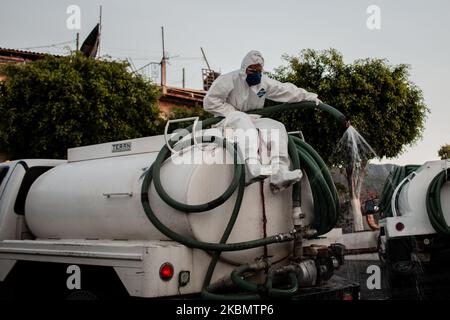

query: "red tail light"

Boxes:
[159, 262, 174, 281]
[342, 293, 353, 301]
[395, 222, 405, 231]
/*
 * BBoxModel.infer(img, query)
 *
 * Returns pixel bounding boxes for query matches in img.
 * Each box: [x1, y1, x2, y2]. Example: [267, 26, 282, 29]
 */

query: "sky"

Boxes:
[1, 0, 449, 165]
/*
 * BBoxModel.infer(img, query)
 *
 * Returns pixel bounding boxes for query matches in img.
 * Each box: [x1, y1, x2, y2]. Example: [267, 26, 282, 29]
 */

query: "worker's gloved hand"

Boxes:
[304, 93, 321, 106]
[308, 96, 322, 106]
[270, 167, 303, 194]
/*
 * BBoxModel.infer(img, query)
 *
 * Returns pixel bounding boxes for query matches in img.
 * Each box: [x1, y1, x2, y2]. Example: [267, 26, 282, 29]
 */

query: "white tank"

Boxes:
[25, 135, 315, 264]
[396, 160, 450, 234]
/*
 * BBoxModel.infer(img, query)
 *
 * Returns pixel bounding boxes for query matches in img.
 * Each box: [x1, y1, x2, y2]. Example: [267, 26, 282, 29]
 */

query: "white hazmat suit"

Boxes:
[203, 50, 320, 191]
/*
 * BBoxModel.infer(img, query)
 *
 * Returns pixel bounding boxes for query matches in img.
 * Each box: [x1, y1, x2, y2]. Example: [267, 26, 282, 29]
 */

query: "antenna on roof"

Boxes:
[200, 47, 211, 71]
[200, 47, 220, 91]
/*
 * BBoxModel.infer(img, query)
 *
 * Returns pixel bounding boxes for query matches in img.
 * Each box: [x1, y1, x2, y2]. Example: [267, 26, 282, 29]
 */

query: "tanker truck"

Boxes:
[377, 160, 450, 298]
[0, 102, 359, 300]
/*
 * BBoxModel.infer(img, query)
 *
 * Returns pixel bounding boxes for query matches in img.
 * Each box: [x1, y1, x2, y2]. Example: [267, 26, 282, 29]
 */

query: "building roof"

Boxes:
[0, 47, 206, 107]
[0, 47, 51, 63]
[160, 85, 206, 107]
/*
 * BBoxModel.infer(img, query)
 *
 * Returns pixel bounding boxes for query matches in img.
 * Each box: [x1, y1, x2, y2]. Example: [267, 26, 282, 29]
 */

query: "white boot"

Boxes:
[245, 158, 272, 186]
[269, 158, 303, 193]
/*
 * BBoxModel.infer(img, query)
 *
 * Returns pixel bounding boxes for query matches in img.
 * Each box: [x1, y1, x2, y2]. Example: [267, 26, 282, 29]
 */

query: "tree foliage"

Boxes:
[438, 144, 450, 160]
[271, 48, 428, 163]
[0, 52, 161, 159]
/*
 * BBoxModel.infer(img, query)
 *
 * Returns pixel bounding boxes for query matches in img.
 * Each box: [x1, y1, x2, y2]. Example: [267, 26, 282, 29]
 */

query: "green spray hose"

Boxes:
[249, 101, 348, 128]
[140, 101, 346, 298]
[426, 168, 450, 235]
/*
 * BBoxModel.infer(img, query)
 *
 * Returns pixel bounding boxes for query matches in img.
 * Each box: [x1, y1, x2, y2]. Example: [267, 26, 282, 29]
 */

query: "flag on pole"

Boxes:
[80, 23, 100, 58]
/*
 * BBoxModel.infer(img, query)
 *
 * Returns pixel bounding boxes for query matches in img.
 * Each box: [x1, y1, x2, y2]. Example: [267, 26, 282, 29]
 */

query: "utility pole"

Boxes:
[161, 26, 167, 94]
[182, 68, 185, 88]
[76, 32, 80, 51]
[98, 5, 102, 56]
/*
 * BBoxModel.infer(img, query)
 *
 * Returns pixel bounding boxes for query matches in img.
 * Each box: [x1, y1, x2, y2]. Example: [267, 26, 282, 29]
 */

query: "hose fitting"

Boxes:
[292, 206, 305, 227]
[275, 231, 297, 242]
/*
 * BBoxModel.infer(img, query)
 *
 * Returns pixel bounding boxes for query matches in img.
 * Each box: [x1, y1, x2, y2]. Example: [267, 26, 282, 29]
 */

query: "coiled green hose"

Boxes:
[426, 168, 450, 235]
[290, 135, 340, 234]
[141, 136, 288, 252]
[379, 165, 420, 218]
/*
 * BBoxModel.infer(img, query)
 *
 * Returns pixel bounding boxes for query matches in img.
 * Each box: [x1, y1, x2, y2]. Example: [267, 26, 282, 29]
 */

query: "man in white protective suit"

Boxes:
[203, 50, 321, 192]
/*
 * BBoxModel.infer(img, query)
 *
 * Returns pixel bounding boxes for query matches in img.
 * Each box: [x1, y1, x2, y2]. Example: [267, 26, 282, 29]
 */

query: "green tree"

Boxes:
[0, 52, 161, 159]
[271, 48, 428, 161]
[438, 144, 450, 160]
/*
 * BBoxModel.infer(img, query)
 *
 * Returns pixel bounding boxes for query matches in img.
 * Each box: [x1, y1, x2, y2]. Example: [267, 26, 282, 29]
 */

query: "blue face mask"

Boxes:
[246, 72, 262, 86]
